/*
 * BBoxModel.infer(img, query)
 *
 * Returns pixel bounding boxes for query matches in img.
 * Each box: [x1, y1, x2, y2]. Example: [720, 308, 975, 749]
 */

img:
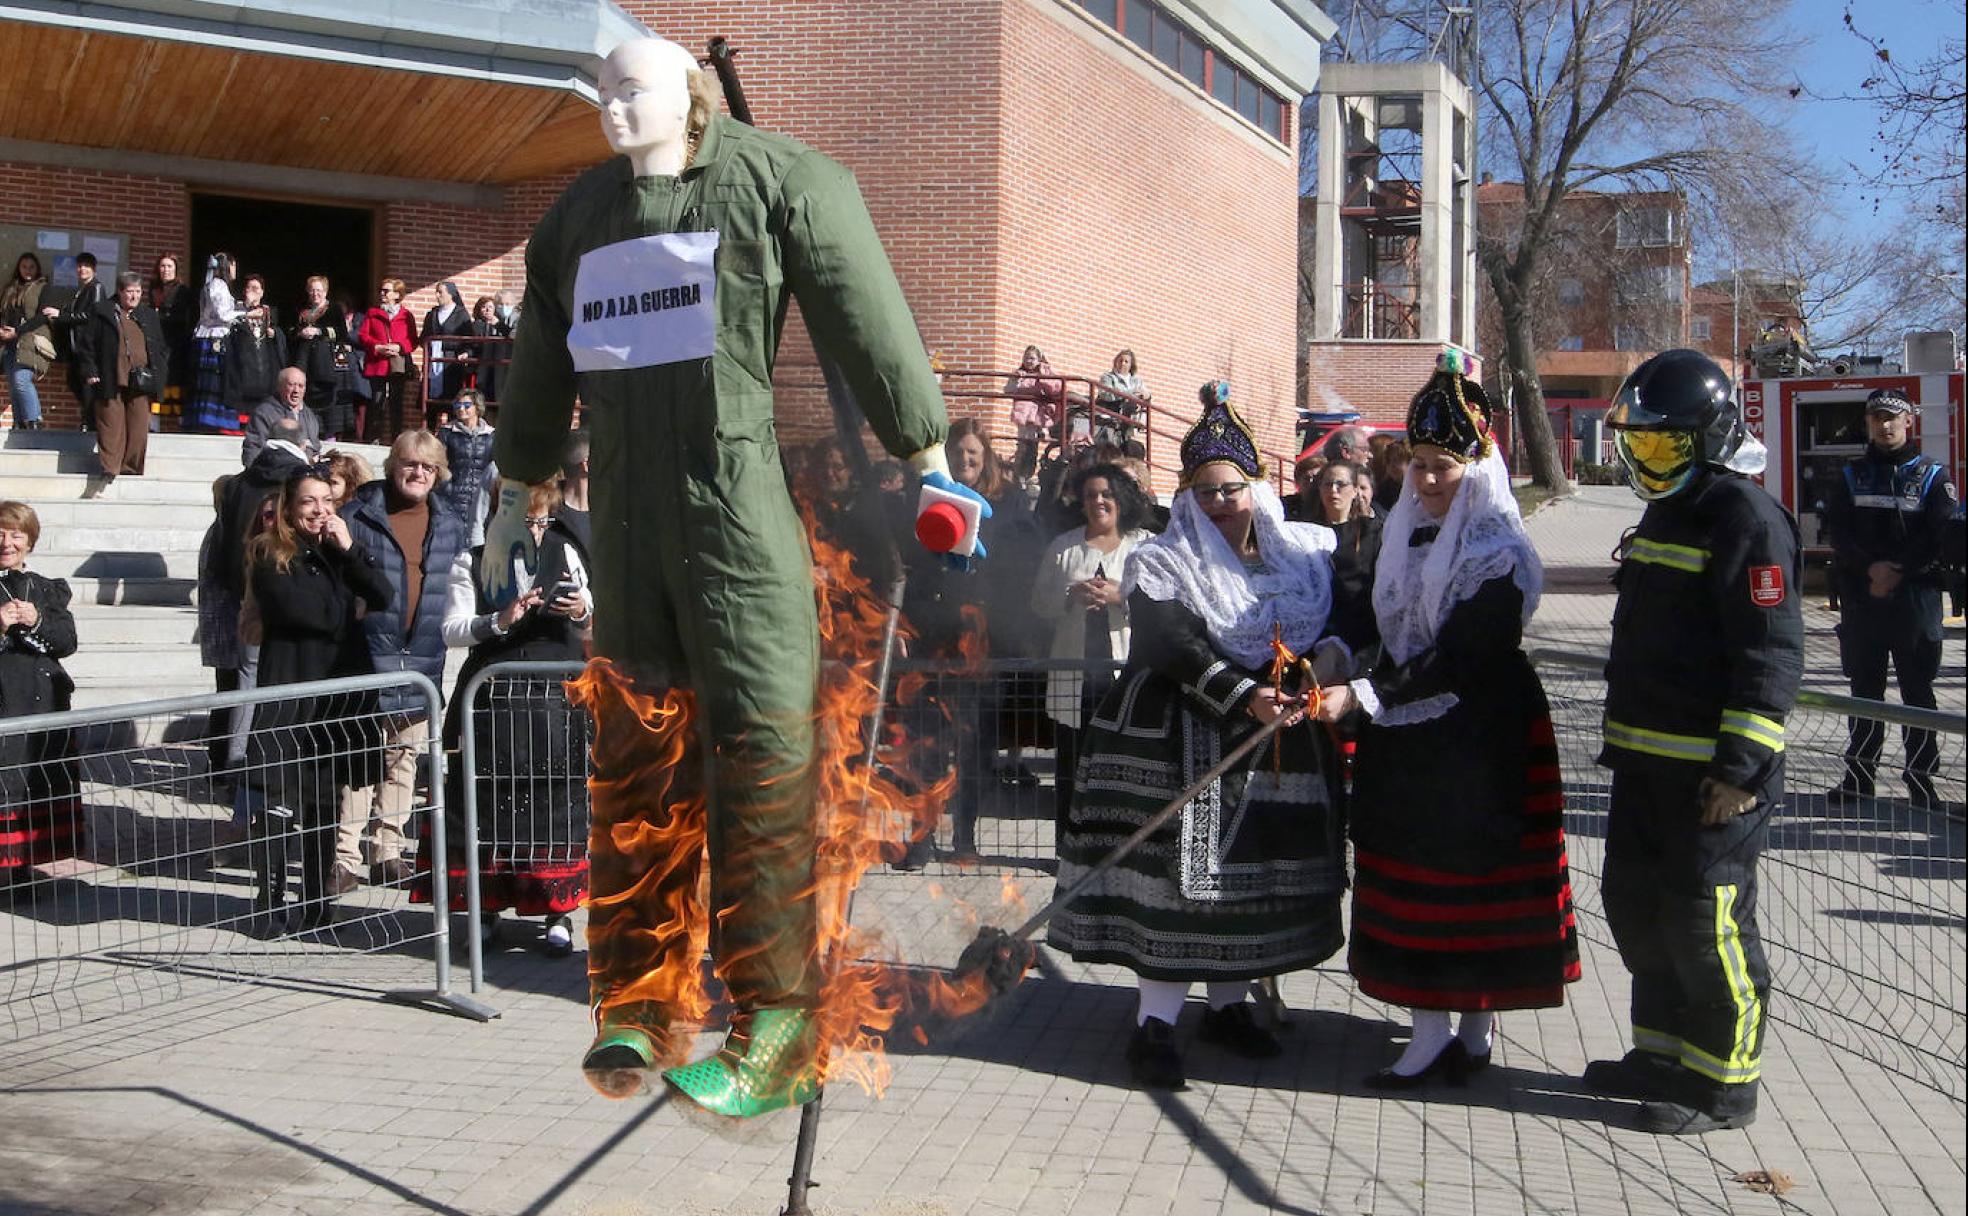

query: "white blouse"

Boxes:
[1030, 526, 1152, 728]
[193, 278, 240, 338]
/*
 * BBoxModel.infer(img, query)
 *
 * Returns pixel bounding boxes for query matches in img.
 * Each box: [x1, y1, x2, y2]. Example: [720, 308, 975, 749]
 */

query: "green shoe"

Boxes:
[662, 1007, 821, 1118]
[582, 1003, 672, 1100]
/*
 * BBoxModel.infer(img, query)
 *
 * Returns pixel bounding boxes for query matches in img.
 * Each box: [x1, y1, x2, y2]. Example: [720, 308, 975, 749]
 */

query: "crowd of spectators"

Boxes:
[2, 251, 519, 451]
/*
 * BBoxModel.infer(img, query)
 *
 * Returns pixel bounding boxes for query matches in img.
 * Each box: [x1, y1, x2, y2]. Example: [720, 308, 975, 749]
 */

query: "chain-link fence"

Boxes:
[1, 672, 493, 1063]
[1531, 648, 1966, 1103]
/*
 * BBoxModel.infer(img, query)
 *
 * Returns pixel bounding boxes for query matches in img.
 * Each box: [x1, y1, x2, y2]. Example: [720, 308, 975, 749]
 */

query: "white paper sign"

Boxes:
[36, 230, 69, 249]
[567, 231, 718, 373]
[82, 235, 120, 264]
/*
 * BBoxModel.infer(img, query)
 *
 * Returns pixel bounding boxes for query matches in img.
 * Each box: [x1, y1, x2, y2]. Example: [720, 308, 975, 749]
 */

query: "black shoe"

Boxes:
[1907, 777, 1941, 810]
[1197, 1001, 1283, 1059]
[1126, 1017, 1186, 1090]
[1636, 1098, 1756, 1135]
[1582, 1050, 1680, 1100]
[1825, 777, 1875, 805]
[1458, 1041, 1493, 1073]
[1365, 1038, 1466, 1090]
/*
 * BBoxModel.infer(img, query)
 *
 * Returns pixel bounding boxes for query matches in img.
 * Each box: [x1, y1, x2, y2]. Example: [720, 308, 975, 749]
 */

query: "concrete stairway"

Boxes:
[3, 429, 393, 711]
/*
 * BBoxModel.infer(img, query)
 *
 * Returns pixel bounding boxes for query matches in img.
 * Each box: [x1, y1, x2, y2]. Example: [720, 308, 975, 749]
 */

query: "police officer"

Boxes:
[1820, 388, 1955, 809]
[1589, 349, 1803, 1135]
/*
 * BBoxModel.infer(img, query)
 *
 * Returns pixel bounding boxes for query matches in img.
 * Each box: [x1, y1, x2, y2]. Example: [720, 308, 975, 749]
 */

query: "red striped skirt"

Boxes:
[1348, 715, 1581, 1011]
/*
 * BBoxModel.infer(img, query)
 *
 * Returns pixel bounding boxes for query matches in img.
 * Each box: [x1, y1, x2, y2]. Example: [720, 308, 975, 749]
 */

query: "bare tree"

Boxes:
[1318, 0, 1798, 491]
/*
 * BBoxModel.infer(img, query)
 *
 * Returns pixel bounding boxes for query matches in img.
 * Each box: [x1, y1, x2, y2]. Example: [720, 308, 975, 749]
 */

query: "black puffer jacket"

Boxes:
[341, 481, 468, 718]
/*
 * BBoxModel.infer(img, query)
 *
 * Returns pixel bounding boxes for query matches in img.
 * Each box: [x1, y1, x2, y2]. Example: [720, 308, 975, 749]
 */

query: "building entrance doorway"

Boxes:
[189, 193, 374, 322]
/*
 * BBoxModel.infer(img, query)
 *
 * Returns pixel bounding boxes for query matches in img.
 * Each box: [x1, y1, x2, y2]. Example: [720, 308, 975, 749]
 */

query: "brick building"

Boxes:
[1473, 182, 1694, 469]
[0, 0, 1332, 482]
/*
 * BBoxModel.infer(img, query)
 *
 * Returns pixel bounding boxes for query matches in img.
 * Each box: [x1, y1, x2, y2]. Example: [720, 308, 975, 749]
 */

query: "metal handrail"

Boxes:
[781, 363, 1298, 496]
[1527, 646, 1965, 734]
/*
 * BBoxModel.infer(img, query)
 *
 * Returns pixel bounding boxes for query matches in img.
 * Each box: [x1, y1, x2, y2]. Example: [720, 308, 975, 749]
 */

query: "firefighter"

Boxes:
[485, 36, 984, 1119]
[1820, 388, 1956, 809]
[1590, 348, 1803, 1135]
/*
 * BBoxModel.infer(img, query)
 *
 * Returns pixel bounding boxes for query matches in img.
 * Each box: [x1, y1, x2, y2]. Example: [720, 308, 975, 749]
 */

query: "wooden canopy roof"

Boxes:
[0, 22, 610, 184]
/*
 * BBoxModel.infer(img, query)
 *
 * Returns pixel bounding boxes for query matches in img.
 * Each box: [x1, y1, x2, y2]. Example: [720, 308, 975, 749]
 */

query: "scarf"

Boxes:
[1124, 480, 1335, 669]
[1371, 449, 1540, 667]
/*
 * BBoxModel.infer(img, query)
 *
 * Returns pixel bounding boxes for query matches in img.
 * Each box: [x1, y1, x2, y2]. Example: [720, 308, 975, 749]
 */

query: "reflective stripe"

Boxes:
[1632, 1025, 1682, 1059]
[1627, 538, 1710, 573]
[1691, 883, 1763, 1086]
[1719, 709, 1786, 753]
[1850, 493, 1931, 512]
[1604, 717, 1717, 762]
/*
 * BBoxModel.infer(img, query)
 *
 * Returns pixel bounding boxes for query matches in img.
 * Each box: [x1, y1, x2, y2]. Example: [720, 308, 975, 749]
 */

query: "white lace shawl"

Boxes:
[1123, 480, 1336, 670]
[1371, 449, 1542, 668]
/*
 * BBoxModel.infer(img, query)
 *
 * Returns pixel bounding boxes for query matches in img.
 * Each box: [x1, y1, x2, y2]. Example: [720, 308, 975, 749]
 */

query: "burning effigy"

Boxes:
[481, 34, 999, 1118]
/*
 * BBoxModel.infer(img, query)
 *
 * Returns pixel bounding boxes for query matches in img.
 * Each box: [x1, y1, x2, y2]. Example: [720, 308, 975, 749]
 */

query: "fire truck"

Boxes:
[1741, 367, 1965, 555]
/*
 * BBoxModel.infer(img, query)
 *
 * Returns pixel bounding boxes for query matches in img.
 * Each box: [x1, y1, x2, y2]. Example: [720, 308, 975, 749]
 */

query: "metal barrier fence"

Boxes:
[1529, 648, 1966, 1102]
[2, 672, 494, 1058]
[442, 657, 1110, 993]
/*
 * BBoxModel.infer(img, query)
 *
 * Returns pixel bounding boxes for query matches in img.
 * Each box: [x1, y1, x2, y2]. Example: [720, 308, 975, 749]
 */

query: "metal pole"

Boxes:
[784, 579, 908, 1216]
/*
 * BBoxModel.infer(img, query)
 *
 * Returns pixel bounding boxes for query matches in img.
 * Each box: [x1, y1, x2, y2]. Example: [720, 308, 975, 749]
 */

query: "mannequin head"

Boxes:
[598, 38, 708, 176]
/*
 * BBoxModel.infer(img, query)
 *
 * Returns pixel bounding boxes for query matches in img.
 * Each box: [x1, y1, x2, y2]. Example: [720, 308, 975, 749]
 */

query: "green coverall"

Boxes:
[494, 114, 948, 1029]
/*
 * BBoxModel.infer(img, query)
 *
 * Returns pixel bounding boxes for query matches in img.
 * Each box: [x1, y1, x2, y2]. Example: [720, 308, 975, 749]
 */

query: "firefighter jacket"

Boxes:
[1821, 443, 1956, 600]
[1601, 471, 1804, 792]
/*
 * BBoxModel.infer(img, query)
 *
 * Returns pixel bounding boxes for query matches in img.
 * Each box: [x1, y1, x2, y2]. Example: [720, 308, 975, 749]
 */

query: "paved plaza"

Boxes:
[3, 488, 1963, 1216]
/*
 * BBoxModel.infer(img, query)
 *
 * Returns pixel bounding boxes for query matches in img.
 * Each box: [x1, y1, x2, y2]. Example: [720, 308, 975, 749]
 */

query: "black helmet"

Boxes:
[1608, 348, 1760, 499]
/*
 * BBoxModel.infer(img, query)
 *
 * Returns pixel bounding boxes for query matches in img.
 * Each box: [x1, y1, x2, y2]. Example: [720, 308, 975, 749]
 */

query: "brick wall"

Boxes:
[1304, 341, 1451, 428]
[995, 1, 1303, 481]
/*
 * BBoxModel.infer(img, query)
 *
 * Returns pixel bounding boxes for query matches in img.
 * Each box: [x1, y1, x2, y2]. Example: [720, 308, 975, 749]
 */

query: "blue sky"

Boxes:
[1771, 0, 1956, 225]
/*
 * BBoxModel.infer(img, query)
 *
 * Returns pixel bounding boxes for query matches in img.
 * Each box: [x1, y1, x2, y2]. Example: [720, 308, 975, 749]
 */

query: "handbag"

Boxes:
[387, 353, 407, 376]
[127, 365, 159, 396]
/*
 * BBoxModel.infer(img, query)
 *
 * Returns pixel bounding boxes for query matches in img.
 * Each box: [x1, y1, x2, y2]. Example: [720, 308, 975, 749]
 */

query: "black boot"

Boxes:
[1582, 1049, 1681, 1100]
[1126, 1017, 1186, 1090]
[249, 807, 294, 938]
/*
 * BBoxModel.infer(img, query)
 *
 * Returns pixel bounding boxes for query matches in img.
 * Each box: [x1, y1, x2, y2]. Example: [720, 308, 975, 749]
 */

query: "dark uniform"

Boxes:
[1820, 441, 1955, 800]
[1601, 469, 1804, 1122]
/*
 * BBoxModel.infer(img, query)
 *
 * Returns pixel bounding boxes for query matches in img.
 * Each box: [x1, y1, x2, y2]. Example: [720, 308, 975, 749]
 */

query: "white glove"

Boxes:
[478, 482, 536, 610]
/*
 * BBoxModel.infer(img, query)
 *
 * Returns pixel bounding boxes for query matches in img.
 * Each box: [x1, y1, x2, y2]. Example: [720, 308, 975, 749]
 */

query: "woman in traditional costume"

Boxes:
[1322, 353, 1580, 1087]
[1050, 382, 1355, 1090]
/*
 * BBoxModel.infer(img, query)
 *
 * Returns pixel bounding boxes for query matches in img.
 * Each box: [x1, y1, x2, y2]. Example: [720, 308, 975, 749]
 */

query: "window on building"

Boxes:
[1558, 278, 1585, 309]
[1691, 315, 1713, 342]
[1177, 28, 1207, 86]
[1556, 335, 1585, 351]
[1615, 265, 1679, 306]
[1090, 0, 1291, 143]
[1615, 322, 1674, 352]
[1616, 206, 1680, 248]
[1210, 56, 1237, 105]
[1151, 9, 1180, 64]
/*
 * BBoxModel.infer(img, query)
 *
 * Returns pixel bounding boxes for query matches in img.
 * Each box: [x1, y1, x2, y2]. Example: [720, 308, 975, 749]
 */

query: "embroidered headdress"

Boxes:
[1406, 348, 1493, 462]
[1178, 381, 1265, 484]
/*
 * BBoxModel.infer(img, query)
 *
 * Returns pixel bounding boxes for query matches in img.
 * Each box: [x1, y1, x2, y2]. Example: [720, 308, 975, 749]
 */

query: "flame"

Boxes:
[565, 660, 714, 1028]
[798, 509, 968, 1094]
[567, 500, 1016, 1101]
[955, 603, 989, 672]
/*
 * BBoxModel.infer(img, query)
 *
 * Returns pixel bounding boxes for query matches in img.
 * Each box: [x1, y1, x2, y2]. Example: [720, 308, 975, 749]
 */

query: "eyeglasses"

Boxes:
[398, 461, 438, 474]
[524, 516, 554, 528]
[1191, 483, 1249, 503]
